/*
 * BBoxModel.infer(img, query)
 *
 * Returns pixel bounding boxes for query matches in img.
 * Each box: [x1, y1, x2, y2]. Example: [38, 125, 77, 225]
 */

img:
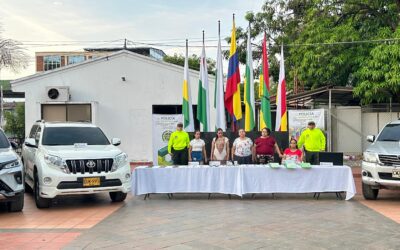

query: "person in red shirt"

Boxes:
[283, 138, 303, 163]
[253, 128, 283, 164]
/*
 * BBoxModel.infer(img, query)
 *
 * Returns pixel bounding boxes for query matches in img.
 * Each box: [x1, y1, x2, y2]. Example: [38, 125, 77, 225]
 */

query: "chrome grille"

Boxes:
[66, 159, 114, 174]
[378, 155, 400, 166]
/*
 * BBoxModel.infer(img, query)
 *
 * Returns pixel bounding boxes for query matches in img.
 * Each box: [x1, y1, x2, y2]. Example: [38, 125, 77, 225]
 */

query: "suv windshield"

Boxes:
[377, 124, 400, 141]
[0, 130, 10, 148]
[42, 127, 110, 146]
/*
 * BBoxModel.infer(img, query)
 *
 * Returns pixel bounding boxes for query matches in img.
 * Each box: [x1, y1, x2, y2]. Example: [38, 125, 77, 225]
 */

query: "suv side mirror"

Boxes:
[111, 138, 121, 146]
[366, 135, 375, 143]
[25, 138, 38, 148]
[10, 141, 18, 150]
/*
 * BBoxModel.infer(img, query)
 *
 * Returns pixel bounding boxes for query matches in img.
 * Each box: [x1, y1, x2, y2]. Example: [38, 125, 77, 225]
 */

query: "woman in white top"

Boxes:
[189, 130, 207, 164]
[232, 129, 253, 164]
[210, 128, 229, 162]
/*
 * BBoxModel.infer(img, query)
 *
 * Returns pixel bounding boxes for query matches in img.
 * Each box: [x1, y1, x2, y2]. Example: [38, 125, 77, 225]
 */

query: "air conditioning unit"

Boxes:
[45, 86, 70, 102]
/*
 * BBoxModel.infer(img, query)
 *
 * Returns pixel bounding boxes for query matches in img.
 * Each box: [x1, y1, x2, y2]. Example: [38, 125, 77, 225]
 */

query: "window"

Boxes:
[42, 104, 91, 122]
[29, 125, 39, 138]
[0, 130, 10, 148]
[149, 49, 164, 60]
[68, 55, 85, 65]
[377, 124, 400, 141]
[42, 127, 109, 146]
[44, 56, 61, 71]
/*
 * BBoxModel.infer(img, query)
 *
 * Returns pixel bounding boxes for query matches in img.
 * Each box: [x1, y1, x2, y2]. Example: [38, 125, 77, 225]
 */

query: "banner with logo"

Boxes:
[152, 114, 182, 166]
[288, 109, 325, 140]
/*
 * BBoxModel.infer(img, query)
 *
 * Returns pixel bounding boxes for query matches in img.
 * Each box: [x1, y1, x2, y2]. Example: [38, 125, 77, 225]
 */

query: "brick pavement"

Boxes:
[64, 193, 399, 249]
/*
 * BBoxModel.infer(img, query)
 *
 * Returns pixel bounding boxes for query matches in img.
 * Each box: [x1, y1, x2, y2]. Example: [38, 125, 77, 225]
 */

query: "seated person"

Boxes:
[253, 127, 282, 164]
[283, 138, 303, 164]
[189, 130, 207, 164]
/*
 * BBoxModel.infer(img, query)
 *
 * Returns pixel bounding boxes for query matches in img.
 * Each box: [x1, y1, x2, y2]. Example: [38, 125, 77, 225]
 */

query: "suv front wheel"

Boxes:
[109, 191, 127, 202]
[34, 173, 51, 208]
[8, 194, 24, 212]
[362, 182, 379, 200]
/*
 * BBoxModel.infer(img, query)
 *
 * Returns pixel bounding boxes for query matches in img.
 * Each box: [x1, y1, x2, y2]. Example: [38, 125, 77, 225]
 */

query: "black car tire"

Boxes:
[8, 193, 24, 212]
[362, 182, 379, 200]
[34, 174, 51, 208]
[109, 191, 127, 202]
[24, 180, 33, 193]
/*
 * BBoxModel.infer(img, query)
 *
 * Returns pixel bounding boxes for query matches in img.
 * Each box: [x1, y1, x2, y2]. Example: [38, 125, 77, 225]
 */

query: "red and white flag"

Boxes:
[275, 45, 287, 131]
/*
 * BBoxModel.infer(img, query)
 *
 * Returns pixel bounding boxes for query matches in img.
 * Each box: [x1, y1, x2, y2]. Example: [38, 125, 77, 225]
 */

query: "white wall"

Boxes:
[12, 52, 216, 162]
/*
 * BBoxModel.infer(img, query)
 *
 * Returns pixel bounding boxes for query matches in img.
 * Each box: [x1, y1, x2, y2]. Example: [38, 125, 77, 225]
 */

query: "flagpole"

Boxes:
[232, 13, 236, 132]
[218, 20, 220, 36]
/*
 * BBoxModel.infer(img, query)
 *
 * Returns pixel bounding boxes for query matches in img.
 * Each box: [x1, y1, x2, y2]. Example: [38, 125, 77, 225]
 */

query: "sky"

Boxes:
[0, 0, 265, 80]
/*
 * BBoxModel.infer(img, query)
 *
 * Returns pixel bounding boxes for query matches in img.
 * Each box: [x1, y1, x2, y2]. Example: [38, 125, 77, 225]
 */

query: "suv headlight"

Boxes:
[44, 154, 70, 173]
[112, 153, 128, 171]
[4, 159, 21, 169]
[363, 152, 379, 163]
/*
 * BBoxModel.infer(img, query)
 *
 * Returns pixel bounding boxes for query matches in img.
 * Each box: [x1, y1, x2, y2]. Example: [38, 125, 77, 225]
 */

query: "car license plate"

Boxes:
[83, 177, 101, 187]
[392, 169, 400, 178]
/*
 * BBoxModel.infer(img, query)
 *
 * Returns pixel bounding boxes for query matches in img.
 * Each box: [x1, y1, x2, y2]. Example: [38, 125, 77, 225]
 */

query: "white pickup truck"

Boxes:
[362, 120, 400, 199]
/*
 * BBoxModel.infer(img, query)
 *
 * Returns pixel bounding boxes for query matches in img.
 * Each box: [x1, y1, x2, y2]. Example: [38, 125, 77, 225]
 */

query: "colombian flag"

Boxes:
[224, 15, 242, 122]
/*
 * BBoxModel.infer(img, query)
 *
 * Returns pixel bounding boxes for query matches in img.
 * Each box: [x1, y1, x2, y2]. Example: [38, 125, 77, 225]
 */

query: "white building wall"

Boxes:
[12, 52, 216, 162]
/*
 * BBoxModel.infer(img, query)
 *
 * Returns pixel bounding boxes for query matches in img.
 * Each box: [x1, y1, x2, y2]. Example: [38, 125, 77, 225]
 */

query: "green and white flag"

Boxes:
[197, 34, 210, 132]
[244, 22, 255, 131]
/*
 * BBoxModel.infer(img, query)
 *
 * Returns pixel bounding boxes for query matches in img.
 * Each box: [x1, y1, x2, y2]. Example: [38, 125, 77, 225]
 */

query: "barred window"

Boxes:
[44, 56, 61, 71]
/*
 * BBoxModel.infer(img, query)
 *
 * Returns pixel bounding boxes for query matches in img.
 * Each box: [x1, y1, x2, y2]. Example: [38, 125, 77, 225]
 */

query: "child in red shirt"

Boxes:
[283, 138, 303, 163]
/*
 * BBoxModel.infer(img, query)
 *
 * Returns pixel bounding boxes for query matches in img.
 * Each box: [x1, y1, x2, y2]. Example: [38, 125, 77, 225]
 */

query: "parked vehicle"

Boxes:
[0, 129, 24, 212]
[362, 120, 400, 200]
[22, 121, 131, 208]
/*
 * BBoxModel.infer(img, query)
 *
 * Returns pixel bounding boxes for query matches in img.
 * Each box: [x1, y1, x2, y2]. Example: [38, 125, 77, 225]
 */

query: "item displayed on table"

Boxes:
[209, 161, 221, 167]
[256, 154, 274, 164]
[269, 163, 280, 168]
[188, 161, 200, 166]
[300, 162, 312, 169]
[284, 160, 299, 169]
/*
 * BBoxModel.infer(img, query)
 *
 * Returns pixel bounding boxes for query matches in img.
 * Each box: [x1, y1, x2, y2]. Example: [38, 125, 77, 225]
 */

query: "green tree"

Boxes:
[163, 53, 216, 75]
[4, 103, 25, 140]
[228, 0, 400, 104]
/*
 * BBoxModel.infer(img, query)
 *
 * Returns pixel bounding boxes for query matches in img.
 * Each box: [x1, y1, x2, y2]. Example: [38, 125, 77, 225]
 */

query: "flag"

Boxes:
[275, 45, 287, 131]
[224, 15, 242, 122]
[259, 32, 272, 130]
[197, 34, 210, 131]
[244, 23, 255, 131]
[182, 40, 194, 132]
[214, 22, 226, 131]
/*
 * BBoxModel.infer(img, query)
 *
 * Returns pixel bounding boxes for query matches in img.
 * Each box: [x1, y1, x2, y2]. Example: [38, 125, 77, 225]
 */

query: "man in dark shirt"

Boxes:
[253, 128, 283, 164]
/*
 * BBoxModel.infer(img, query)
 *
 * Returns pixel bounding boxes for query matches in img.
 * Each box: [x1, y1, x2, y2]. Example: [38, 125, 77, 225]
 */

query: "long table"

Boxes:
[131, 165, 356, 200]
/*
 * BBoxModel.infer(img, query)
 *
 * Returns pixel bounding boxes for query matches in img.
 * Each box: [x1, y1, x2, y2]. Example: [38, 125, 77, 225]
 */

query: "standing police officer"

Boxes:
[168, 122, 190, 165]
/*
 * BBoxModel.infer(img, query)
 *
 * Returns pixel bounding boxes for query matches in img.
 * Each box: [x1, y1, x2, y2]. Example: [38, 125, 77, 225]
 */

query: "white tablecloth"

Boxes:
[241, 165, 356, 200]
[131, 165, 356, 200]
[132, 166, 242, 196]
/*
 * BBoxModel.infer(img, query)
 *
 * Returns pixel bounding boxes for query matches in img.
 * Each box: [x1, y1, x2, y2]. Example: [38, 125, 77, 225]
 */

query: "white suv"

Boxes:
[362, 120, 400, 199]
[22, 121, 131, 208]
